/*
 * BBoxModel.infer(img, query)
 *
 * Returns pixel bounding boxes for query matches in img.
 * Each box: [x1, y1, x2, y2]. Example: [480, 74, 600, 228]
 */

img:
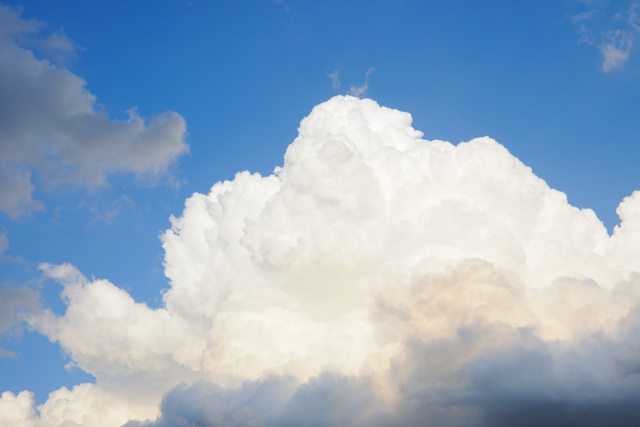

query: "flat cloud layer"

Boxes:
[0, 6, 188, 218]
[2, 96, 640, 426]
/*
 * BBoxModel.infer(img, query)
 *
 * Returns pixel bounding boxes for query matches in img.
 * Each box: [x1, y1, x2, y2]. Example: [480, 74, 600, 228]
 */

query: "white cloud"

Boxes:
[0, 6, 188, 218]
[3, 96, 640, 425]
[0, 391, 37, 427]
[1, 385, 154, 427]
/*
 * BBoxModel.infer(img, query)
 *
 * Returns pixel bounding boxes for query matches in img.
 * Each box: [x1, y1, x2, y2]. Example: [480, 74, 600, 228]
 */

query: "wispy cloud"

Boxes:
[0, 6, 189, 219]
[349, 67, 375, 97]
[328, 70, 341, 91]
[81, 196, 136, 227]
[274, 0, 291, 14]
[572, 0, 640, 72]
[600, 29, 634, 71]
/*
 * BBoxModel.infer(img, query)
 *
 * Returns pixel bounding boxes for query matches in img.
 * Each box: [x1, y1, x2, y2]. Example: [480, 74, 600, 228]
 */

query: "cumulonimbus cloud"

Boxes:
[0, 6, 188, 218]
[1, 96, 639, 426]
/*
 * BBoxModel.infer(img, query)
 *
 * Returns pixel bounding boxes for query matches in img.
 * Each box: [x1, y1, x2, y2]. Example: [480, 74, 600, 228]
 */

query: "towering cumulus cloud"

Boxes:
[2, 96, 640, 426]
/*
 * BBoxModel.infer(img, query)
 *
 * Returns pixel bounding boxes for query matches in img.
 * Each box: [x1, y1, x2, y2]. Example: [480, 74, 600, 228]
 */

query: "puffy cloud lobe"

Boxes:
[31, 264, 203, 407]
[3, 96, 640, 426]
[0, 391, 37, 427]
[0, 385, 154, 427]
[0, 6, 188, 218]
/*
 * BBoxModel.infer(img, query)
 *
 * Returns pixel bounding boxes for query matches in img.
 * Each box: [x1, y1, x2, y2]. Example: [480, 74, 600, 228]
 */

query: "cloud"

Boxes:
[600, 29, 634, 72]
[81, 195, 136, 227]
[0, 284, 38, 336]
[0, 283, 38, 357]
[572, 0, 640, 72]
[0, 6, 188, 218]
[0, 385, 154, 427]
[349, 67, 374, 97]
[0, 231, 7, 255]
[2, 96, 640, 425]
[124, 374, 384, 427]
[328, 70, 341, 91]
[0, 391, 37, 427]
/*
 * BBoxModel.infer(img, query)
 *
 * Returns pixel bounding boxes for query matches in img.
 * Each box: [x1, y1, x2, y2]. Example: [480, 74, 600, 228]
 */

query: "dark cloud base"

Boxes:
[128, 303, 640, 427]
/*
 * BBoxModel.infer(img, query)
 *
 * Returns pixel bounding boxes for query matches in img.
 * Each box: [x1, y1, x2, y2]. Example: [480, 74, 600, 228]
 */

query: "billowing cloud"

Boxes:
[0, 6, 188, 218]
[2, 96, 640, 426]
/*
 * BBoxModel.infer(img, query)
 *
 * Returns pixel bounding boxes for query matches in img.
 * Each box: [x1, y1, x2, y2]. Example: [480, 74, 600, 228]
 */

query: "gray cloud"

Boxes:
[0, 231, 7, 255]
[125, 374, 383, 427]
[0, 284, 38, 355]
[0, 6, 188, 218]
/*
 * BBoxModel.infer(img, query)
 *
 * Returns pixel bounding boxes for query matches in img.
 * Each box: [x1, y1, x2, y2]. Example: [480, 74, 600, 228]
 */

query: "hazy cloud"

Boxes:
[328, 70, 341, 91]
[81, 195, 136, 227]
[349, 67, 374, 97]
[572, 0, 640, 72]
[0, 283, 38, 358]
[0, 6, 188, 218]
[0, 284, 37, 336]
[0, 231, 7, 255]
[2, 96, 640, 426]
[600, 29, 634, 72]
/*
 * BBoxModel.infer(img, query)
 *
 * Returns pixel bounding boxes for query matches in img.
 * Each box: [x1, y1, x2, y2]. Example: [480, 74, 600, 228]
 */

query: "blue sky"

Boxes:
[1, 1, 640, 425]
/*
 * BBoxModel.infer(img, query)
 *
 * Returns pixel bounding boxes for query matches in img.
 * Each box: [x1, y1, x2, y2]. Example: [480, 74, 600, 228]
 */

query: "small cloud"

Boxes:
[0, 349, 17, 358]
[328, 70, 341, 91]
[44, 30, 74, 52]
[82, 195, 136, 227]
[629, 1, 640, 31]
[40, 30, 77, 65]
[600, 29, 634, 72]
[349, 67, 375, 97]
[572, 10, 596, 44]
[571, 0, 640, 72]
[274, 0, 291, 13]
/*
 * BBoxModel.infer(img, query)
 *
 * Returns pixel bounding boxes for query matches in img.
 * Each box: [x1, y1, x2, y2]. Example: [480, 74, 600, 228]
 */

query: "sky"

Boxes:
[0, 0, 640, 426]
